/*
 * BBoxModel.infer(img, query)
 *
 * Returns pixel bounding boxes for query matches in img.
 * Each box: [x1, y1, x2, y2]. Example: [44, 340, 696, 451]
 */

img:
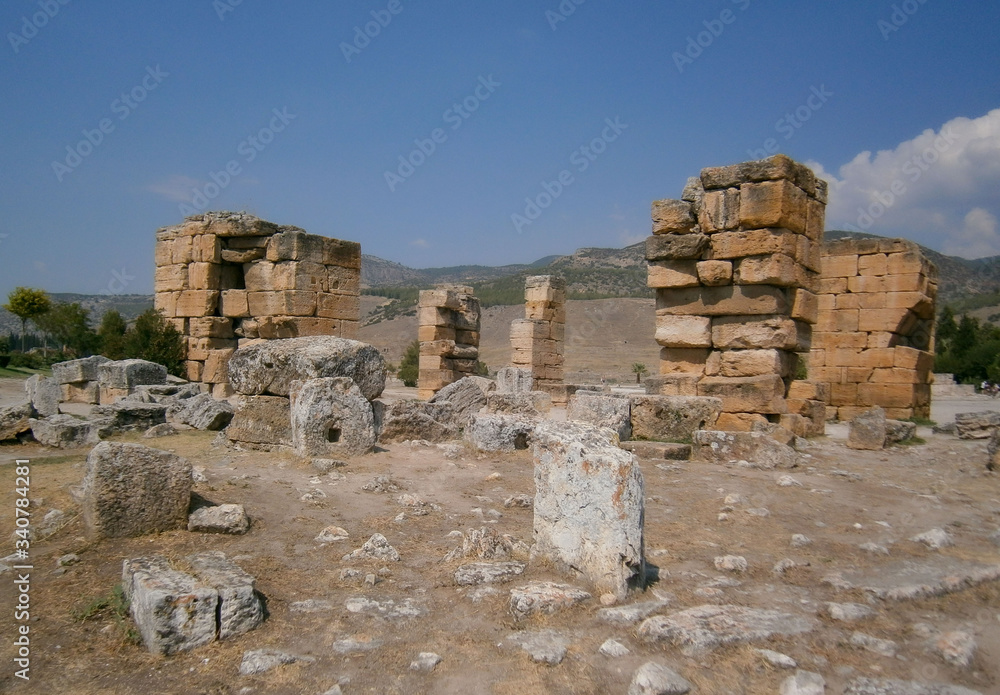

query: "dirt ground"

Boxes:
[1, 379, 999, 694]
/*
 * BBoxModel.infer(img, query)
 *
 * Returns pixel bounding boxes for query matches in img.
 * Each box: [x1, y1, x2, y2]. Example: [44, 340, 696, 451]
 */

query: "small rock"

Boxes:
[509, 582, 591, 619]
[454, 562, 526, 586]
[934, 630, 977, 668]
[330, 635, 382, 654]
[599, 638, 631, 657]
[791, 534, 812, 547]
[485, 472, 501, 481]
[773, 559, 798, 575]
[344, 596, 426, 620]
[506, 629, 570, 665]
[364, 573, 377, 587]
[238, 649, 311, 676]
[187, 504, 249, 534]
[596, 598, 672, 625]
[362, 475, 401, 493]
[714, 555, 748, 573]
[144, 423, 179, 439]
[827, 602, 874, 622]
[747, 507, 771, 517]
[911, 528, 954, 549]
[504, 494, 532, 508]
[339, 568, 364, 581]
[312, 458, 347, 473]
[409, 652, 442, 671]
[859, 542, 890, 555]
[850, 631, 898, 657]
[627, 661, 692, 695]
[757, 648, 797, 669]
[57, 553, 80, 567]
[289, 599, 334, 613]
[777, 475, 802, 487]
[780, 670, 826, 695]
[342, 533, 400, 562]
[191, 466, 208, 483]
[723, 493, 744, 505]
[316, 526, 350, 543]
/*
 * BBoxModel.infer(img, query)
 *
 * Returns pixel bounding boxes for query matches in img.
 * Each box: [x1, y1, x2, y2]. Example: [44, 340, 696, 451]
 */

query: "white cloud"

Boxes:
[145, 175, 207, 203]
[808, 108, 1000, 259]
[410, 238, 429, 248]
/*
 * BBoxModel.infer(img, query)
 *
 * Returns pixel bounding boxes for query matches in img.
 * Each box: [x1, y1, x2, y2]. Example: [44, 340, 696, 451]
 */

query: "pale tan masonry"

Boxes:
[417, 285, 481, 400]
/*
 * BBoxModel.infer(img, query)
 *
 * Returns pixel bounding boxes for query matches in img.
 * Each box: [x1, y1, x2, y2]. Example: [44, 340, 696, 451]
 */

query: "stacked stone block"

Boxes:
[647, 155, 826, 432]
[154, 212, 361, 398]
[510, 276, 566, 398]
[418, 285, 481, 400]
[811, 237, 937, 421]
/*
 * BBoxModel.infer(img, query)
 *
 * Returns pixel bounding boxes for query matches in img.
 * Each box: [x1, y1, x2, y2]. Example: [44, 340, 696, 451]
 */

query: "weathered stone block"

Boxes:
[719, 349, 793, 378]
[692, 430, 798, 468]
[52, 355, 111, 384]
[658, 348, 709, 374]
[629, 395, 722, 442]
[317, 293, 360, 321]
[226, 395, 293, 448]
[655, 315, 712, 348]
[847, 407, 887, 450]
[187, 551, 263, 639]
[25, 374, 61, 418]
[188, 262, 221, 290]
[656, 285, 788, 316]
[175, 290, 219, 317]
[567, 393, 631, 440]
[486, 392, 552, 417]
[496, 367, 534, 393]
[698, 188, 741, 232]
[247, 291, 317, 317]
[376, 399, 460, 443]
[696, 260, 733, 286]
[155, 264, 189, 292]
[711, 315, 810, 350]
[0, 402, 35, 441]
[739, 179, 808, 234]
[98, 359, 168, 389]
[647, 261, 700, 289]
[290, 377, 376, 457]
[645, 234, 709, 261]
[189, 317, 234, 339]
[697, 376, 787, 414]
[645, 375, 700, 397]
[735, 253, 800, 286]
[465, 413, 536, 451]
[651, 199, 696, 234]
[709, 228, 798, 259]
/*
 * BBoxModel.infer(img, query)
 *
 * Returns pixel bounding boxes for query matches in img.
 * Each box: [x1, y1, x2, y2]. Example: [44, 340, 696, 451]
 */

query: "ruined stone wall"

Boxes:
[417, 285, 481, 400]
[154, 212, 361, 398]
[510, 275, 566, 396]
[812, 237, 937, 420]
[646, 155, 826, 432]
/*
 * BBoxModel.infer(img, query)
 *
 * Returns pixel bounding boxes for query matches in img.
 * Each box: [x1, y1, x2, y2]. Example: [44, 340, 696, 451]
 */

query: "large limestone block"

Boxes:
[486, 392, 552, 417]
[24, 374, 61, 417]
[52, 355, 111, 384]
[711, 315, 810, 351]
[701, 154, 818, 194]
[656, 285, 789, 317]
[376, 399, 459, 444]
[692, 431, 798, 468]
[531, 421, 645, 600]
[645, 375, 700, 397]
[228, 336, 385, 400]
[847, 407, 887, 450]
[429, 376, 492, 424]
[1, 402, 35, 441]
[496, 367, 534, 394]
[169, 393, 234, 431]
[647, 261, 700, 289]
[698, 188, 741, 232]
[697, 376, 787, 414]
[98, 359, 168, 389]
[464, 413, 536, 451]
[708, 228, 798, 260]
[123, 556, 217, 656]
[226, 395, 293, 448]
[651, 199, 696, 234]
[739, 179, 808, 234]
[82, 442, 192, 538]
[567, 393, 631, 440]
[91, 402, 168, 432]
[187, 551, 264, 640]
[719, 349, 793, 378]
[290, 377, 376, 457]
[29, 414, 103, 448]
[629, 395, 722, 442]
[645, 234, 709, 261]
[654, 315, 711, 348]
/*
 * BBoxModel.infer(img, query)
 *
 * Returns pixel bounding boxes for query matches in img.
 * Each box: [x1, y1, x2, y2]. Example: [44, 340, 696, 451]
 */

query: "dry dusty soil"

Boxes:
[0, 381, 999, 694]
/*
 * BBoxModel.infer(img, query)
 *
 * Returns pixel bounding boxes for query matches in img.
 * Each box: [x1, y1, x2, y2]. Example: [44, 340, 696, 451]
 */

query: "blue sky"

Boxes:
[2, 0, 999, 297]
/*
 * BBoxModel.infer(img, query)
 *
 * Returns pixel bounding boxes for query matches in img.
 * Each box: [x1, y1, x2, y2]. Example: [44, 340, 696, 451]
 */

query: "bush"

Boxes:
[397, 340, 419, 387]
[121, 310, 186, 377]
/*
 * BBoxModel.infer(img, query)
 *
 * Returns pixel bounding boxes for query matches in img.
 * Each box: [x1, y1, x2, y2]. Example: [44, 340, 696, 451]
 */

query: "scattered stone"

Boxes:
[629, 395, 722, 443]
[495, 366, 534, 394]
[638, 604, 818, 653]
[316, 526, 350, 543]
[58, 553, 80, 567]
[464, 413, 535, 452]
[83, 442, 191, 538]
[342, 533, 400, 562]
[531, 421, 645, 600]
[228, 336, 386, 400]
[486, 391, 552, 417]
[596, 598, 672, 625]
[844, 679, 983, 695]
[847, 406, 887, 450]
[506, 630, 570, 665]
[429, 376, 489, 425]
[409, 652, 442, 671]
[239, 649, 310, 676]
[714, 555, 748, 573]
[98, 359, 168, 390]
[777, 475, 802, 487]
[362, 475, 401, 493]
[225, 395, 292, 449]
[91, 402, 168, 433]
[850, 631, 898, 657]
[627, 661, 693, 695]
[827, 602, 875, 622]
[331, 635, 382, 654]
[0, 402, 35, 441]
[911, 528, 954, 549]
[312, 458, 347, 473]
[29, 414, 102, 449]
[290, 377, 376, 457]
[454, 562, 526, 586]
[693, 430, 798, 469]
[954, 411, 1000, 440]
[859, 542, 890, 555]
[344, 596, 426, 620]
[25, 374, 61, 417]
[504, 494, 532, 508]
[567, 393, 631, 440]
[509, 582, 592, 619]
[377, 399, 460, 444]
[599, 638, 631, 657]
[747, 507, 770, 517]
[169, 393, 234, 430]
[934, 630, 977, 668]
[144, 423, 179, 438]
[187, 550, 264, 639]
[757, 648, 797, 668]
[445, 527, 516, 561]
[885, 418, 917, 445]
[290, 599, 334, 613]
[791, 534, 812, 547]
[780, 670, 826, 695]
[187, 504, 249, 534]
[773, 559, 799, 575]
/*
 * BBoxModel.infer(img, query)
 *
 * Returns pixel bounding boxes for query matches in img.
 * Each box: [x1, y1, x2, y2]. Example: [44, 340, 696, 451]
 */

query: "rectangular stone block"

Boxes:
[857, 383, 917, 409]
[819, 277, 848, 294]
[883, 274, 929, 293]
[858, 253, 888, 276]
[189, 317, 234, 339]
[812, 331, 867, 349]
[719, 349, 793, 378]
[419, 289, 462, 310]
[187, 337, 238, 361]
[646, 233, 709, 261]
[171, 236, 194, 265]
[696, 260, 733, 286]
[820, 254, 858, 279]
[322, 238, 362, 270]
[327, 265, 361, 295]
[272, 261, 328, 292]
[739, 179, 808, 234]
[708, 228, 798, 259]
[525, 301, 566, 323]
[815, 308, 858, 333]
[219, 290, 250, 318]
[894, 346, 933, 371]
[226, 395, 292, 447]
[651, 199, 697, 234]
[735, 253, 800, 287]
[155, 265, 189, 292]
[790, 288, 818, 324]
[62, 381, 100, 404]
[192, 234, 222, 264]
[317, 293, 360, 321]
[796, 235, 823, 273]
[845, 367, 874, 383]
[829, 382, 858, 407]
[787, 380, 830, 402]
[655, 314, 712, 348]
[510, 319, 549, 340]
[659, 348, 708, 374]
[714, 412, 770, 432]
[264, 231, 325, 263]
[185, 360, 203, 382]
[418, 306, 452, 328]
[202, 349, 235, 384]
[711, 315, 810, 350]
[525, 284, 561, 304]
[847, 275, 885, 294]
[247, 291, 317, 317]
[701, 155, 817, 192]
[805, 198, 825, 242]
[647, 261, 700, 289]
[645, 375, 700, 397]
[419, 355, 455, 371]
[870, 367, 918, 384]
[697, 188, 740, 232]
[175, 291, 220, 317]
[857, 308, 912, 334]
[886, 251, 926, 276]
[255, 317, 341, 339]
[697, 375, 787, 414]
[418, 325, 456, 342]
[456, 330, 479, 345]
[154, 240, 174, 267]
[421, 339, 457, 357]
[655, 285, 788, 316]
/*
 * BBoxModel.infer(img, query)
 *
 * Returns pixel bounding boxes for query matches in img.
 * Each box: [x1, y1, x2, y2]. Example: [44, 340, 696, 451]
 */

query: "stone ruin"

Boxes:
[153, 212, 361, 398]
[812, 237, 937, 421]
[417, 285, 481, 400]
[646, 154, 826, 433]
[510, 275, 566, 394]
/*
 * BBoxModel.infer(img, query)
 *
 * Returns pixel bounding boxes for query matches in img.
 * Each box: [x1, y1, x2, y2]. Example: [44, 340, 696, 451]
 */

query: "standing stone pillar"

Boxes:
[417, 285, 481, 400]
[647, 155, 825, 431]
[510, 276, 566, 400]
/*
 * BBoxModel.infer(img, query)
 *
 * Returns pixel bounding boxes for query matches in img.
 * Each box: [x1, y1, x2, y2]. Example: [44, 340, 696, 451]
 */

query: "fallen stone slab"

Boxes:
[505, 630, 570, 665]
[833, 559, 1000, 601]
[532, 420, 645, 600]
[464, 413, 536, 452]
[637, 604, 818, 653]
[169, 393, 234, 430]
[0, 402, 35, 441]
[454, 562, 526, 586]
[509, 581, 592, 619]
[188, 551, 264, 639]
[848, 406, 887, 450]
[429, 376, 490, 425]
[692, 430, 798, 469]
[376, 399, 460, 444]
[826, 602, 875, 622]
[486, 392, 552, 417]
[885, 418, 917, 445]
[226, 395, 292, 449]
[239, 649, 312, 676]
[82, 442, 192, 538]
[844, 677, 982, 695]
[496, 366, 533, 394]
[599, 638, 631, 657]
[188, 504, 249, 534]
[98, 359, 168, 389]
[955, 410, 1000, 440]
[228, 336, 386, 401]
[144, 422, 180, 438]
[122, 556, 217, 655]
[25, 374, 61, 417]
[51, 355, 111, 384]
[409, 652, 442, 672]
[344, 596, 426, 620]
[780, 670, 826, 695]
[628, 661, 692, 695]
[567, 393, 631, 441]
[91, 402, 168, 432]
[596, 598, 672, 625]
[290, 377, 376, 457]
[629, 395, 722, 443]
[29, 414, 103, 449]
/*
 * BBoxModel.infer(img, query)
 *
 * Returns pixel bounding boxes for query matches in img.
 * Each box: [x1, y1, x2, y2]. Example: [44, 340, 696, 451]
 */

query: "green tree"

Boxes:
[952, 314, 979, 359]
[397, 340, 419, 387]
[936, 306, 957, 351]
[122, 309, 185, 377]
[3, 287, 51, 351]
[631, 362, 648, 384]
[98, 310, 128, 360]
[34, 302, 100, 356]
